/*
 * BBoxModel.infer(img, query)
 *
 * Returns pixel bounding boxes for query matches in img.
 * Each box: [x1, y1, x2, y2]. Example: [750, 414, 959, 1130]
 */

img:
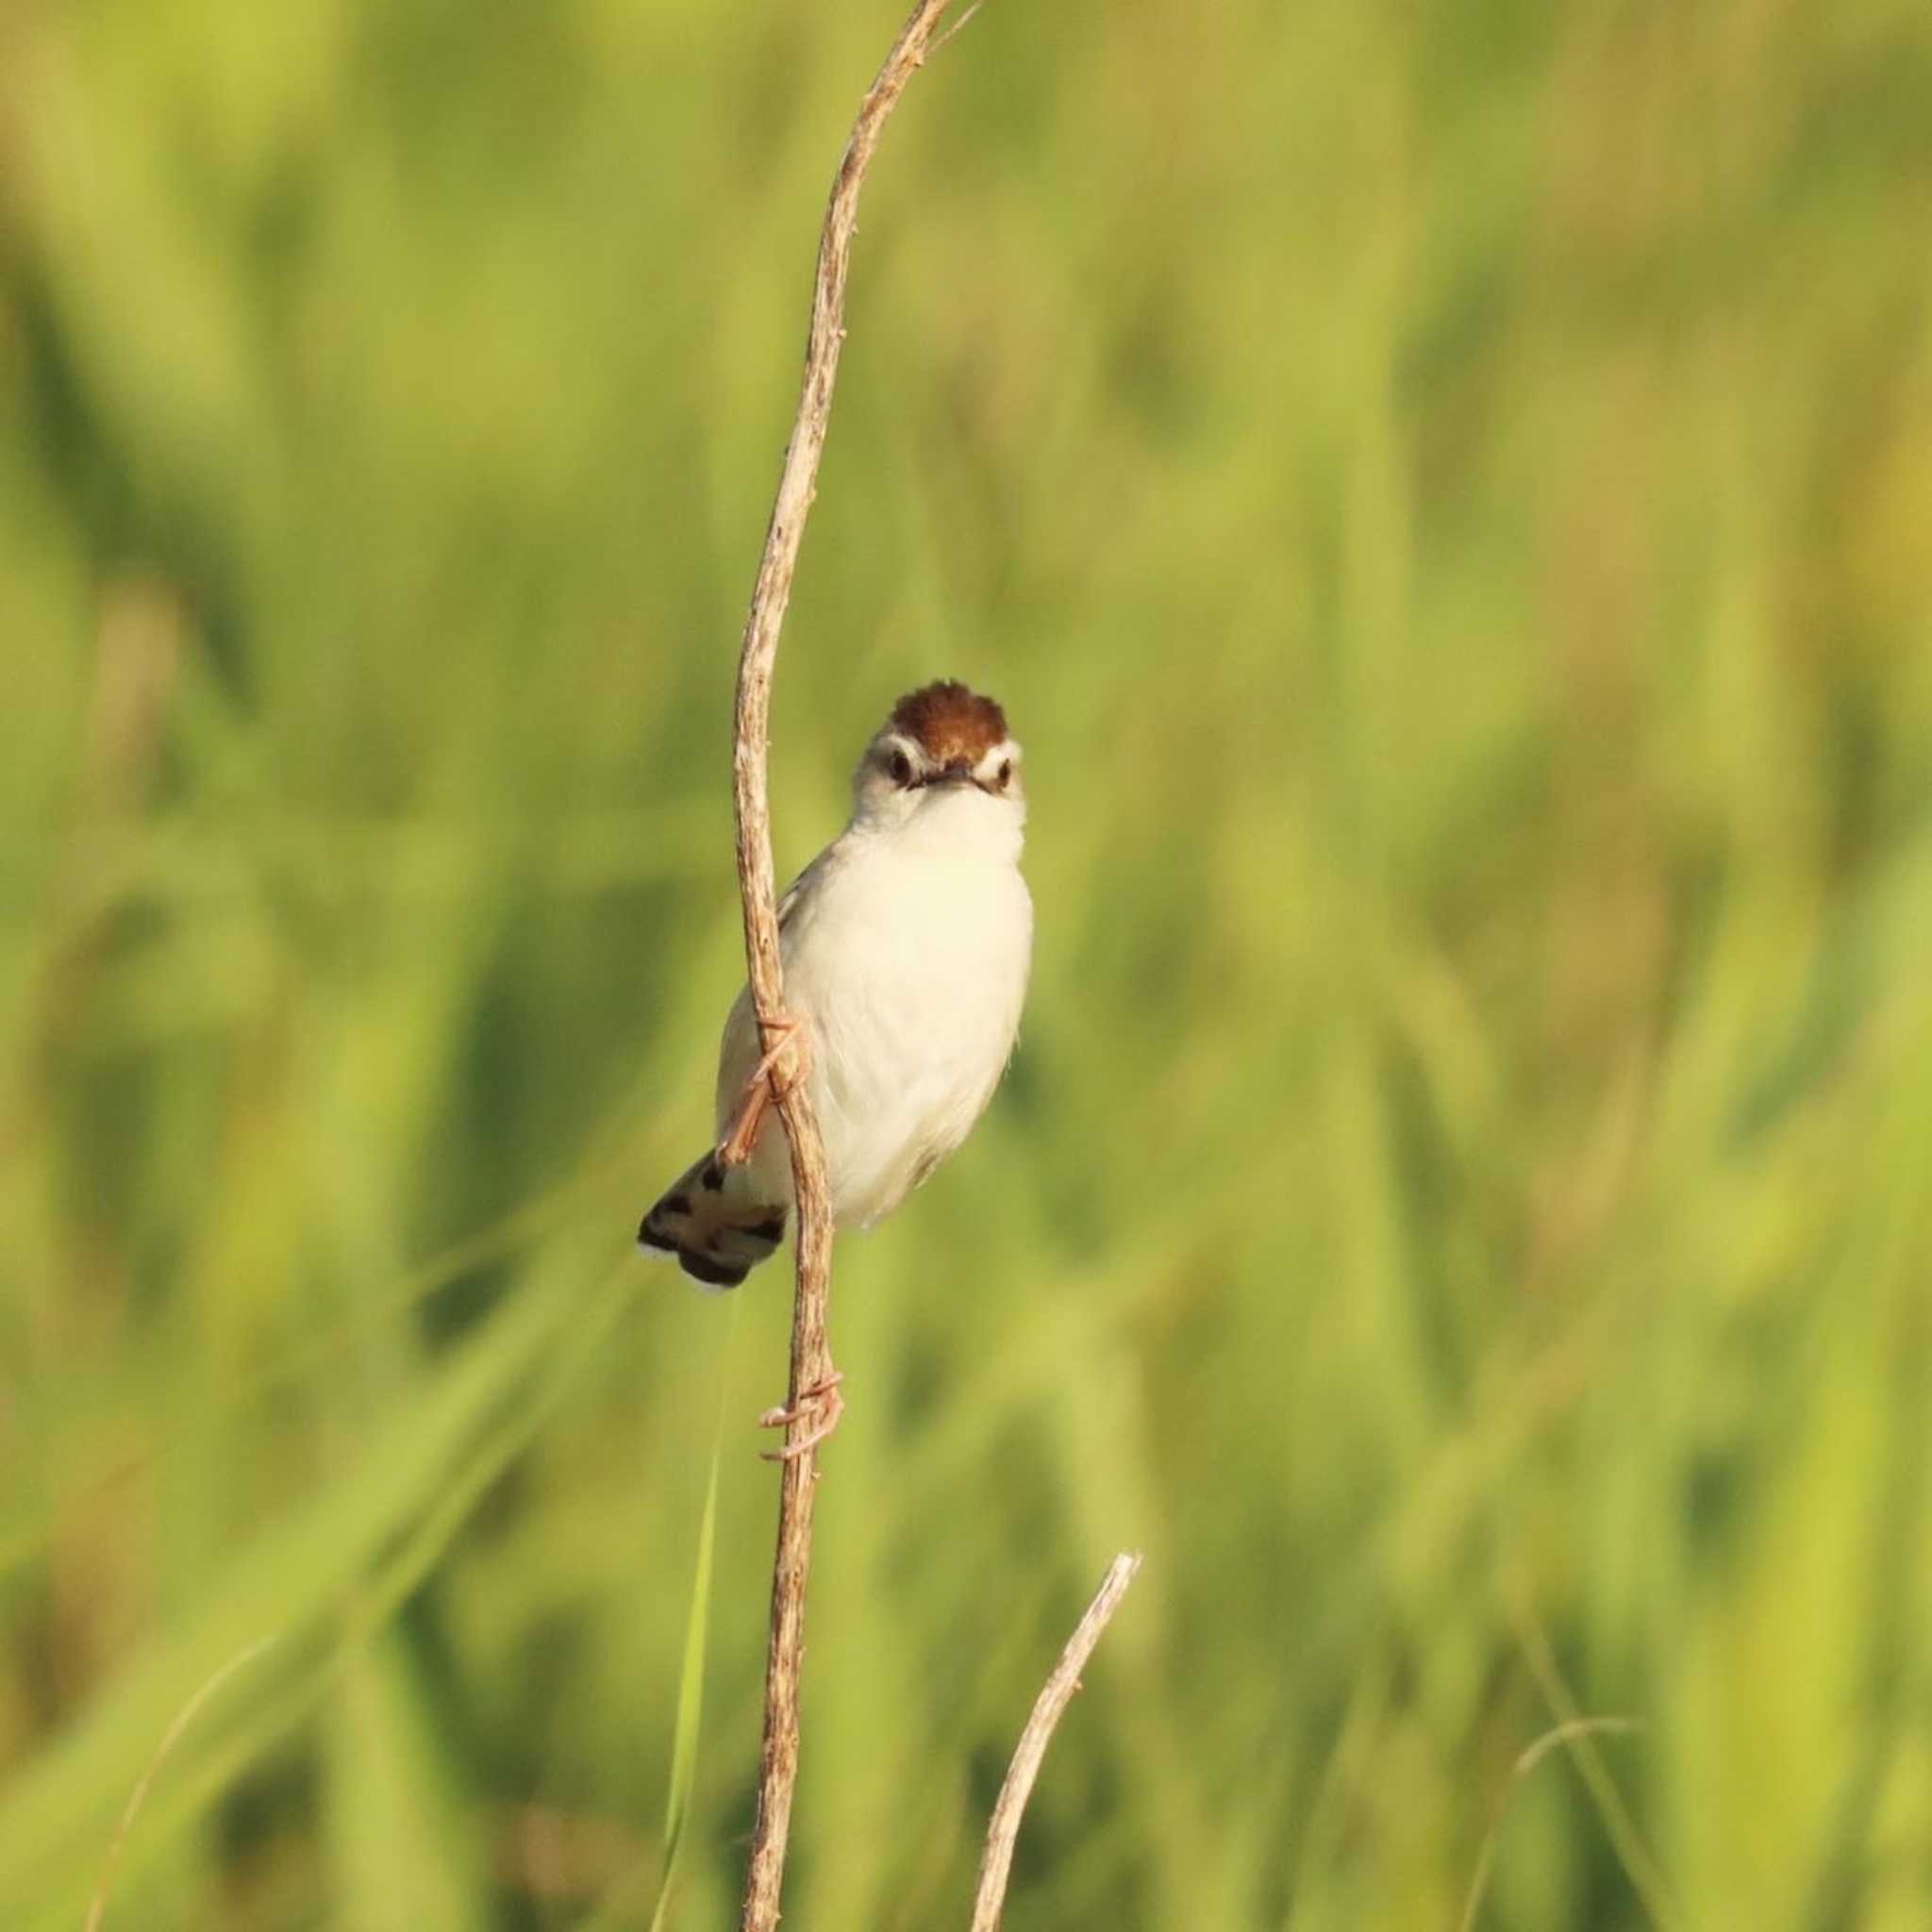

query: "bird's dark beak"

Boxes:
[937, 758, 974, 786]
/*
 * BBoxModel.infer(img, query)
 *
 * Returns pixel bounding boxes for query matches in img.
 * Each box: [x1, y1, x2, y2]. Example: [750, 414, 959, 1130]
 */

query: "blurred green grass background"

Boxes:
[4, 0, 1931, 1926]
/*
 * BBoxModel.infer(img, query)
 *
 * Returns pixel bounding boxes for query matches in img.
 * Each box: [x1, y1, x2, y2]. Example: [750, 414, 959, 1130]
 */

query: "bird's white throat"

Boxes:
[851, 781, 1024, 865]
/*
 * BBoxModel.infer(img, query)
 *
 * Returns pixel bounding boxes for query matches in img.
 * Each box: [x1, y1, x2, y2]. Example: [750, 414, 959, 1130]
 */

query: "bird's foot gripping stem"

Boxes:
[758, 1371, 845, 1462]
[716, 1009, 811, 1170]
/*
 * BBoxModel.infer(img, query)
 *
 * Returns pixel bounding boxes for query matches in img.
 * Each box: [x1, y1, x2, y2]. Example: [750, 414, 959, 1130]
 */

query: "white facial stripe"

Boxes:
[860, 729, 1019, 800]
[874, 732, 924, 771]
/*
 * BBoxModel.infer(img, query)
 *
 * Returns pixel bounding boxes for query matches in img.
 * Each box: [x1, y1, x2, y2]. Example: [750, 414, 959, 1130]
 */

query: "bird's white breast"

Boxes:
[717, 803, 1032, 1228]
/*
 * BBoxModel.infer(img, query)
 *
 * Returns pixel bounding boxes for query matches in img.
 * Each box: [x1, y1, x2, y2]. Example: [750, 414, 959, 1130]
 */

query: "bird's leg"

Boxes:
[758, 1371, 845, 1461]
[716, 1008, 811, 1170]
[715, 1083, 770, 1172]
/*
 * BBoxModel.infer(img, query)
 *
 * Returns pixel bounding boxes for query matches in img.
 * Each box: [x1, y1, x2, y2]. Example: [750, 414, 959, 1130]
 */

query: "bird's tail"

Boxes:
[637, 1149, 788, 1291]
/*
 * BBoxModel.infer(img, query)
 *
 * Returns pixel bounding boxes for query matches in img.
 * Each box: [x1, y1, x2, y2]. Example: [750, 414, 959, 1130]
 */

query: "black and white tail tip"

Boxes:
[637, 1150, 788, 1291]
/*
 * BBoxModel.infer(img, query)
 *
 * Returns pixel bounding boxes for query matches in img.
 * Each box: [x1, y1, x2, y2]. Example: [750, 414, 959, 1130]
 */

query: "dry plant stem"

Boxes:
[970, 1554, 1144, 1932]
[730, 4, 964, 1928]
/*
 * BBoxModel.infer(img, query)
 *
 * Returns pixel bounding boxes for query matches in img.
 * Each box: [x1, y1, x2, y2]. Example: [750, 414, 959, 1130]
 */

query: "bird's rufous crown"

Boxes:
[888, 681, 1009, 764]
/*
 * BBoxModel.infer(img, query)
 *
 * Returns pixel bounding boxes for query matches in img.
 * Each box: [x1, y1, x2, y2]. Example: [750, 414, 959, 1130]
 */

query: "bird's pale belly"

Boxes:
[740, 849, 1031, 1227]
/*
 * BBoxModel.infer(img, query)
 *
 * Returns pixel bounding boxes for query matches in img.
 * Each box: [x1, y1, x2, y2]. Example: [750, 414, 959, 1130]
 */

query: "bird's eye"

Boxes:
[887, 749, 914, 787]
[995, 758, 1013, 789]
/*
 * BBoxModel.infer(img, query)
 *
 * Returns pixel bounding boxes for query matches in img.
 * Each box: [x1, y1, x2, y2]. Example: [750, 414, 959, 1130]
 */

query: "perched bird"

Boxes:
[639, 680, 1033, 1291]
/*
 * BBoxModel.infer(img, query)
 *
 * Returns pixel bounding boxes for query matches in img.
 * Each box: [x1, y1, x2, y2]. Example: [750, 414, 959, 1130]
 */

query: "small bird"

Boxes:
[639, 679, 1033, 1291]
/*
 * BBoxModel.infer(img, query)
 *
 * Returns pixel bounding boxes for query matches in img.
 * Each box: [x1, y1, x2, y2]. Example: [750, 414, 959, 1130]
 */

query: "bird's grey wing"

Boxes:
[774, 848, 830, 931]
[713, 849, 827, 1135]
[712, 982, 761, 1141]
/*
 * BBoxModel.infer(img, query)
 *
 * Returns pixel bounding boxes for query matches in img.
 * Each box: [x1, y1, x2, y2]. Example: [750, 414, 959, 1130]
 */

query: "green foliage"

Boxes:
[3, 1, 1930, 1926]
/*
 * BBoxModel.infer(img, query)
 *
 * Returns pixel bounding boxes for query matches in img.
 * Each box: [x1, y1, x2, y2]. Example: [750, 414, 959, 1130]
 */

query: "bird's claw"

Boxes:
[717, 1009, 811, 1169]
[758, 1371, 845, 1461]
